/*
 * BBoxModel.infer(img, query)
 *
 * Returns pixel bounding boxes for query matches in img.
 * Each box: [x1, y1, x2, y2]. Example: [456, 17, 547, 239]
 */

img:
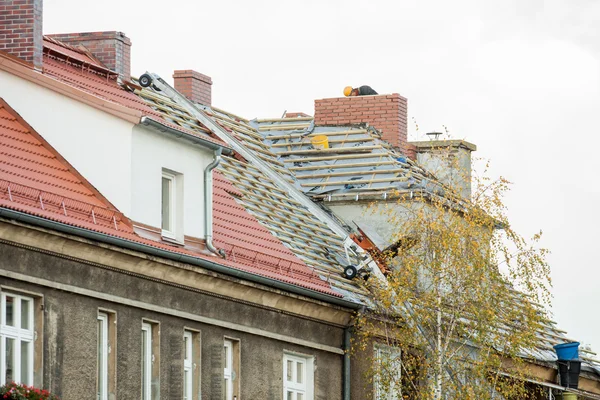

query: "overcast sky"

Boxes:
[45, 0, 600, 351]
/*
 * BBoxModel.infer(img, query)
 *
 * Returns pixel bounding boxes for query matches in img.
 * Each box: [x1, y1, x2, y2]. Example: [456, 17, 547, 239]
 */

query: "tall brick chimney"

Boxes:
[0, 0, 43, 70]
[47, 31, 131, 81]
[314, 94, 408, 153]
[173, 70, 212, 106]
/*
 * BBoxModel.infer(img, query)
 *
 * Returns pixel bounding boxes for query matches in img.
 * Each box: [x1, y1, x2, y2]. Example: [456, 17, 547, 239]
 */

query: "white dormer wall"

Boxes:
[0, 69, 135, 214]
[0, 69, 213, 240]
[131, 124, 213, 241]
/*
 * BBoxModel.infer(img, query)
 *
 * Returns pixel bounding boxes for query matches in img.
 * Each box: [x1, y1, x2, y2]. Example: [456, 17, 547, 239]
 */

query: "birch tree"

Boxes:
[354, 154, 552, 400]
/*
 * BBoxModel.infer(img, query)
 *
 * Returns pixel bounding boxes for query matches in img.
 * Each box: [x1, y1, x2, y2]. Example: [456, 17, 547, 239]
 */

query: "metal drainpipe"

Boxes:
[204, 148, 225, 257]
[343, 327, 351, 400]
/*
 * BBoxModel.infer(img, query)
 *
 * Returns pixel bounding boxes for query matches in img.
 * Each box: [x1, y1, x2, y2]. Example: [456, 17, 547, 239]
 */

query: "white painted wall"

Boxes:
[0, 70, 135, 214]
[131, 125, 213, 240]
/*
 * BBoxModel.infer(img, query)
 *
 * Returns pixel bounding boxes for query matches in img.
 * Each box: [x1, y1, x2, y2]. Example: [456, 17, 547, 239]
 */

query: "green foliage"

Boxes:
[354, 151, 551, 400]
[0, 383, 60, 400]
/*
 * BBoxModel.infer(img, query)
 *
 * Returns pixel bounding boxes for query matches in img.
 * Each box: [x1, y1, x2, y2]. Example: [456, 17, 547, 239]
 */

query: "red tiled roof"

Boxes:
[0, 98, 337, 297]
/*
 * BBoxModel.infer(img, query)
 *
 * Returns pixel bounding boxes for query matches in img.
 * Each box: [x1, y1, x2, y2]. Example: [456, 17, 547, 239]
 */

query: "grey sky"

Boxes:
[45, 0, 600, 350]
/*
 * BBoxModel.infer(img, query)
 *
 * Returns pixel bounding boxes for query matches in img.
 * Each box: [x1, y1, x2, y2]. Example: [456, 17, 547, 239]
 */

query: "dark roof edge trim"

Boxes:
[0, 207, 359, 310]
[140, 116, 233, 155]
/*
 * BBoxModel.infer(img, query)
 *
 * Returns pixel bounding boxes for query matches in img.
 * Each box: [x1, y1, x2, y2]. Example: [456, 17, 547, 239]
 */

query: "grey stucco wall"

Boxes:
[0, 240, 346, 400]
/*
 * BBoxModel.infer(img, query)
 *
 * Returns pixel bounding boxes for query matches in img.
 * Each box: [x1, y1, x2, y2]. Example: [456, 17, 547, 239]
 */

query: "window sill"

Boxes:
[161, 234, 184, 247]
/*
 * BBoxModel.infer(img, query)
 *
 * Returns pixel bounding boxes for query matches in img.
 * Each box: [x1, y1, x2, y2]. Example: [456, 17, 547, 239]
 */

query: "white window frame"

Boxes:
[0, 292, 34, 386]
[283, 352, 314, 400]
[183, 331, 193, 400]
[141, 322, 152, 400]
[161, 171, 177, 239]
[223, 340, 233, 400]
[97, 312, 109, 400]
[373, 345, 401, 400]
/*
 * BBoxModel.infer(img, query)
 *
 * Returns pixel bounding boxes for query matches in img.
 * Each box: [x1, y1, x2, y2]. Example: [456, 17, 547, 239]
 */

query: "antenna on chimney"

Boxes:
[426, 132, 442, 140]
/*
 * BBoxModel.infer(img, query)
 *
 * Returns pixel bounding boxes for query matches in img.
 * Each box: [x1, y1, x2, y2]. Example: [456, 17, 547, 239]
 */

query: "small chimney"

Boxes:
[314, 93, 408, 152]
[173, 70, 212, 106]
[410, 140, 477, 199]
[0, 0, 44, 70]
[47, 31, 131, 81]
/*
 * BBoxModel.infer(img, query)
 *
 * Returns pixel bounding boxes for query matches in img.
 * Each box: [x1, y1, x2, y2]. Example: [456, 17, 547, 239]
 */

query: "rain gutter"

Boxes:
[140, 116, 232, 154]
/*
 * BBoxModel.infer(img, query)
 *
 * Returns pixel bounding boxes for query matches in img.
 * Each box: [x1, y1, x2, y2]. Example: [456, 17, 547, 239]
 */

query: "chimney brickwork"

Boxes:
[173, 70, 212, 106]
[314, 94, 408, 152]
[0, 0, 43, 70]
[48, 31, 131, 81]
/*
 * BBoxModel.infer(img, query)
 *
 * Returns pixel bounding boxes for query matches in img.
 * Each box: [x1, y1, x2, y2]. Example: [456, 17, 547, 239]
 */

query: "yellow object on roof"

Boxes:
[343, 86, 353, 96]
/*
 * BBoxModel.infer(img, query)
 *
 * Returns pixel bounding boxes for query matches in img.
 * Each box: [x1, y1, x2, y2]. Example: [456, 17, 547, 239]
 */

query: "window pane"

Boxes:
[183, 371, 188, 400]
[161, 177, 171, 230]
[5, 338, 14, 383]
[142, 329, 148, 400]
[184, 335, 189, 361]
[97, 319, 105, 399]
[287, 391, 293, 400]
[296, 362, 303, 384]
[20, 341, 30, 385]
[222, 378, 228, 400]
[286, 360, 293, 382]
[5, 296, 14, 327]
[297, 393, 303, 400]
[20, 299, 30, 330]
[223, 345, 228, 369]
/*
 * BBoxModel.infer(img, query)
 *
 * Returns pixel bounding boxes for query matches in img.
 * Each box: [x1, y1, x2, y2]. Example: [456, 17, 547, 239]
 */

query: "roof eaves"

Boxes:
[0, 51, 142, 124]
[0, 206, 358, 308]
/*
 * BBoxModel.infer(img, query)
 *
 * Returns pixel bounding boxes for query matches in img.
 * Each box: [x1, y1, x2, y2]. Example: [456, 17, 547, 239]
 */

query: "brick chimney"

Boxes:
[314, 93, 408, 153]
[0, 0, 43, 70]
[173, 70, 212, 106]
[47, 31, 131, 81]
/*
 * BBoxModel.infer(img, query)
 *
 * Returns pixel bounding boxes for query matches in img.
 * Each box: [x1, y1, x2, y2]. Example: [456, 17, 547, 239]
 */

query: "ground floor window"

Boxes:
[374, 344, 401, 400]
[0, 292, 34, 386]
[283, 352, 314, 400]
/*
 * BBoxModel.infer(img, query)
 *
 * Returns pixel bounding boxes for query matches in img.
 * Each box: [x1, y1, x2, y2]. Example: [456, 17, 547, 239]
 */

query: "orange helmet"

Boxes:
[343, 86, 353, 96]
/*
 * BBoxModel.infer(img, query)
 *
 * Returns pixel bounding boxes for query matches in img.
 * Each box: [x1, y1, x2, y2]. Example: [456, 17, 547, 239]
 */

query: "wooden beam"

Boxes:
[283, 152, 391, 163]
[300, 176, 409, 187]
[270, 136, 374, 148]
[256, 117, 314, 123]
[289, 160, 398, 171]
[296, 169, 404, 179]
[266, 129, 369, 140]
[259, 124, 311, 131]
[277, 145, 381, 156]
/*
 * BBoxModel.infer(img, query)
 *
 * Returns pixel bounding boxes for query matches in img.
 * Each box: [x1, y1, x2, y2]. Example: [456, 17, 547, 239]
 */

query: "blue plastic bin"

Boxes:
[553, 342, 580, 360]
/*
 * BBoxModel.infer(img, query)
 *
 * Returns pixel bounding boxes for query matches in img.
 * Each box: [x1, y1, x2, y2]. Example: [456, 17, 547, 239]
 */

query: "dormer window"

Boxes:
[161, 169, 183, 241]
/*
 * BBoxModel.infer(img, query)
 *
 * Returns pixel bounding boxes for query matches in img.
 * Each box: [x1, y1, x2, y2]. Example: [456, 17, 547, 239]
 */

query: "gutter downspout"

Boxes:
[205, 148, 225, 258]
[343, 327, 352, 400]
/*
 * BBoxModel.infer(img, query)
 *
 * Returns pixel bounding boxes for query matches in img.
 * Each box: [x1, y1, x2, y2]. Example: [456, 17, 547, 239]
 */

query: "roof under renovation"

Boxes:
[0, 33, 598, 377]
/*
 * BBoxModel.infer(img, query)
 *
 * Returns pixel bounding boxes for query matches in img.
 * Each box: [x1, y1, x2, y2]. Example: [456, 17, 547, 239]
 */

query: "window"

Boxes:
[161, 169, 184, 242]
[161, 171, 176, 238]
[223, 340, 233, 400]
[142, 321, 159, 400]
[97, 311, 116, 400]
[183, 332, 192, 400]
[183, 331, 200, 400]
[223, 339, 240, 400]
[0, 293, 34, 386]
[97, 313, 108, 400]
[374, 345, 401, 400]
[283, 353, 314, 400]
